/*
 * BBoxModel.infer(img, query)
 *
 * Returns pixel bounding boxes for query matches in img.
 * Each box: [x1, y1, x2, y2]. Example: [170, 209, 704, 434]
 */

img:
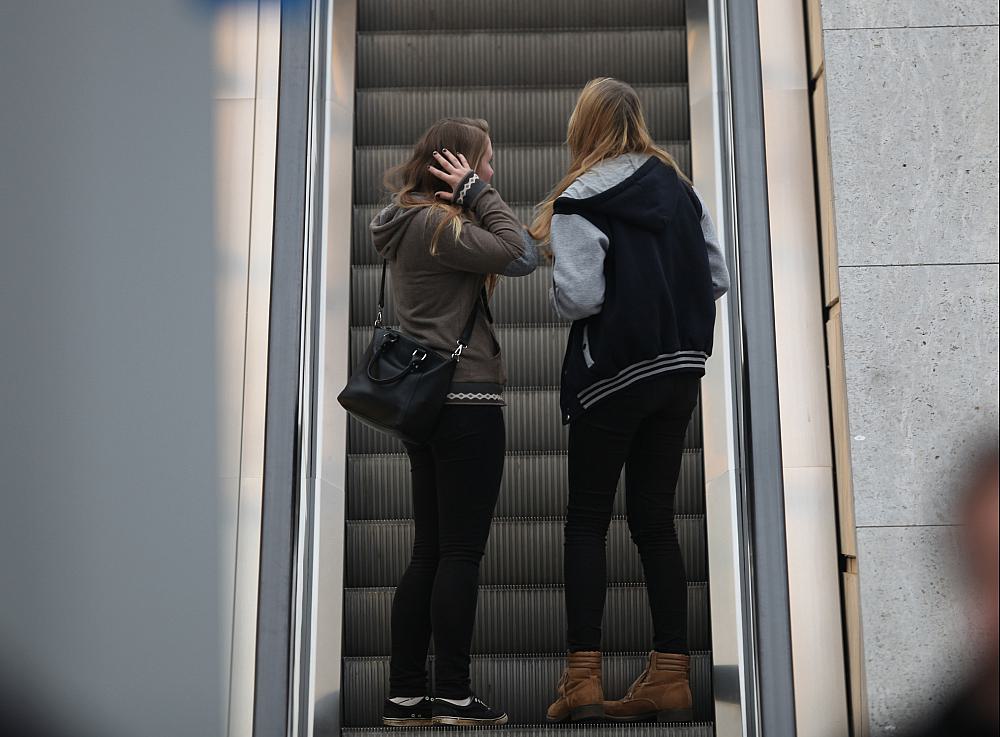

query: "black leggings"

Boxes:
[564, 373, 699, 654]
[390, 404, 505, 699]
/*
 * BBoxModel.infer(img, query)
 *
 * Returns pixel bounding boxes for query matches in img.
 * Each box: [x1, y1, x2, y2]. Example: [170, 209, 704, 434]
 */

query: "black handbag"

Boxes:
[337, 260, 484, 443]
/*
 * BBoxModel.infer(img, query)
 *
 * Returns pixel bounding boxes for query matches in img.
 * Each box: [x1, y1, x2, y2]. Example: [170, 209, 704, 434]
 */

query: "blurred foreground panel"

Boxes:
[0, 3, 222, 737]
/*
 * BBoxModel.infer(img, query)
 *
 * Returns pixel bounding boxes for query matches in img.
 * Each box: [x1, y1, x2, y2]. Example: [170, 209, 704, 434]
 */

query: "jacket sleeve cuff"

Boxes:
[452, 171, 488, 209]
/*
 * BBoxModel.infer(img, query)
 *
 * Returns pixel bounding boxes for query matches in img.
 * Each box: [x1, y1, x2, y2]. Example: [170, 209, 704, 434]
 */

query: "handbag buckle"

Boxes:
[374, 310, 383, 328]
[451, 342, 465, 361]
[411, 349, 427, 363]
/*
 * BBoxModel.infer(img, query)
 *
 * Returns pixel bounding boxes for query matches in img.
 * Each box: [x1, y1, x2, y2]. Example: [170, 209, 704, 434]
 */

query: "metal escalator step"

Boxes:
[343, 582, 710, 656]
[355, 86, 690, 146]
[344, 516, 707, 587]
[358, 30, 687, 89]
[489, 325, 561, 387]
[351, 265, 563, 327]
[344, 727, 713, 737]
[345, 726, 713, 737]
[487, 266, 565, 325]
[354, 143, 691, 205]
[353, 204, 538, 265]
[346, 450, 705, 519]
[342, 651, 713, 726]
[348, 390, 703, 455]
[358, 0, 685, 33]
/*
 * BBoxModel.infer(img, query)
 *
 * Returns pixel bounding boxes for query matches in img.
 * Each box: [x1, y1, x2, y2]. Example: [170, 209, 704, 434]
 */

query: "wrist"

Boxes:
[453, 171, 488, 209]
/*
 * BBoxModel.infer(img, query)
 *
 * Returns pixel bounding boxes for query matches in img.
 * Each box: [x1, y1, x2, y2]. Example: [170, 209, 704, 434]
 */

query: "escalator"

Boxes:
[341, 1, 714, 734]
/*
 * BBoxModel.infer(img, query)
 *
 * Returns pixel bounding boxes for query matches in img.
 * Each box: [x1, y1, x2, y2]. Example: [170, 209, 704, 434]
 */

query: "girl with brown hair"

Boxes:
[533, 78, 730, 723]
[370, 117, 536, 727]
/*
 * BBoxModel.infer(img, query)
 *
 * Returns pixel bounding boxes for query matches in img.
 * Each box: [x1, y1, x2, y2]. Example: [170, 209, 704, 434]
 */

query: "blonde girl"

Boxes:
[535, 79, 729, 724]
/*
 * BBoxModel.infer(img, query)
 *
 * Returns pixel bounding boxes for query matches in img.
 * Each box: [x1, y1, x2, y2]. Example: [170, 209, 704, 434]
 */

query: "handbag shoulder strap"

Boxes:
[452, 286, 488, 360]
[375, 260, 388, 326]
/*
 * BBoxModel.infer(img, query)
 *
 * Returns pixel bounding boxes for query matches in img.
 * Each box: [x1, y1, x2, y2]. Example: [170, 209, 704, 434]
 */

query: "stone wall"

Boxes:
[813, 1, 999, 732]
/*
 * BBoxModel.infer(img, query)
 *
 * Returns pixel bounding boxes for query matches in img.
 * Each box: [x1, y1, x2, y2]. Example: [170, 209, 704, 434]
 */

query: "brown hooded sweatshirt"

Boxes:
[369, 183, 527, 405]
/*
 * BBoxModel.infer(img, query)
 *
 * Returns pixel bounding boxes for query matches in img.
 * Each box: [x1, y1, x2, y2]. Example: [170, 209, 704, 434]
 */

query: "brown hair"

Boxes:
[384, 117, 492, 256]
[529, 77, 690, 242]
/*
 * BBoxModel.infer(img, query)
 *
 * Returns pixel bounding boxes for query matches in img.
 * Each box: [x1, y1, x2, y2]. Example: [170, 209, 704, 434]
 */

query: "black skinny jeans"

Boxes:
[564, 372, 700, 654]
[390, 404, 505, 699]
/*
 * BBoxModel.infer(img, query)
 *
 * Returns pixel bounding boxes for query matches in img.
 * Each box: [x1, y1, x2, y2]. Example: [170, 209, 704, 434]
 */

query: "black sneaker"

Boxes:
[432, 694, 509, 726]
[382, 697, 434, 727]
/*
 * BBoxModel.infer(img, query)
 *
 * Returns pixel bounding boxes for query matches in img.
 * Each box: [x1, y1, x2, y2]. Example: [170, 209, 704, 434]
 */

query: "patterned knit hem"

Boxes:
[444, 381, 505, 406]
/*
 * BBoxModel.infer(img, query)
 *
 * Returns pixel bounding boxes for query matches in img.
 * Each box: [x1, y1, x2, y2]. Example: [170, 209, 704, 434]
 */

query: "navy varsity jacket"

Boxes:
[551, 154, 727, 424]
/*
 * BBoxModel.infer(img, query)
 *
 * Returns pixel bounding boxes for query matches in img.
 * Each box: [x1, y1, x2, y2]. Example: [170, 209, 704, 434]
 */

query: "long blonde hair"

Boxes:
[529, 77, 690, 242]
[384, 117, 492, 256]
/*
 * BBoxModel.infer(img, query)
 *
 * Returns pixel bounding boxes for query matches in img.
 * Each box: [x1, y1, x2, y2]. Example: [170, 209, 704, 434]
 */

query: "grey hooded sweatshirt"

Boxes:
[370, 184, 537, 405]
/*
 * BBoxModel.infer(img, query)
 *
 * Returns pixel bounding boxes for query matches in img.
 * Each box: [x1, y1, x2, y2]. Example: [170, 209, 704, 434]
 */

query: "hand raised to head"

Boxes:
[427, 149, 473, 201]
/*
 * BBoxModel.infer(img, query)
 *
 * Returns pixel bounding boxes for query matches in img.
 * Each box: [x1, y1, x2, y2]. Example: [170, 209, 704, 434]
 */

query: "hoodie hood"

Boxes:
[560, 153, 678, 232]
[370, 201, 425, 260]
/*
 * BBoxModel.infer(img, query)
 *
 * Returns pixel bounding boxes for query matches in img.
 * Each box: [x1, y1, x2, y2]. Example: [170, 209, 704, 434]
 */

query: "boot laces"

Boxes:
[555, 670, 567, 694]
[624, 665, 650, 699]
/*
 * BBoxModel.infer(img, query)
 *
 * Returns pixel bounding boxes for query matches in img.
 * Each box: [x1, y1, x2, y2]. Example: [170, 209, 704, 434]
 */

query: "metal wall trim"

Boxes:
[720, 0, 798, 734]
[289, 0, 324, 732]
[686, 1, 756, 735]
[253, 1, 316, 735]
[291, 0, 338, 735]
[308, 0, 359, 735]
[756, 0, 850, 732]
[226, 4, 282, 736]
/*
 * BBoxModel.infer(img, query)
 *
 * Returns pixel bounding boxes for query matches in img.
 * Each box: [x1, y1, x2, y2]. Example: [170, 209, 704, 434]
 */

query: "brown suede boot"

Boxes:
[604, 651, 693, 722]
[545, 651, 605, 723]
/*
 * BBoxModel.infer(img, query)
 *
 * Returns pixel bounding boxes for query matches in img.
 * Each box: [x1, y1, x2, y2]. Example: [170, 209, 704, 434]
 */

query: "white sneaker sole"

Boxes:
[432, 714, 509, 726]
[382, 718, 434, 727]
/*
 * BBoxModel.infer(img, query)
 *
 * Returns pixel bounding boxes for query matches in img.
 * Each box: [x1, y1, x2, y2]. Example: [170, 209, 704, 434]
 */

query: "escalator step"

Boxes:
[343, 582, 710, 656]
[354, 143, 691, 205]
[357, 30, 687, 89]
[358, 0, 685, 33]
[344, 727, 713, 737]
[355, 85, 689, 146]
[493, 326, 565, 388]
[344, 516, 707, 587]
[346, 450, 705, 519]
[347, 390, 703, 455]
[342, 651, 713, 726]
